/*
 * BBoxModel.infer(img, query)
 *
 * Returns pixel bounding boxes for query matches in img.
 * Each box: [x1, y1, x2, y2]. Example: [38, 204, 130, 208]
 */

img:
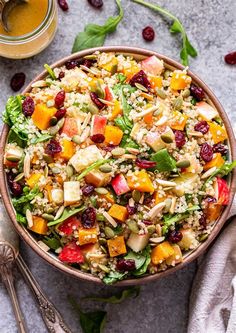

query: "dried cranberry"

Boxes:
[129, 70, 151, 90]
[135, 158, 156, 169]
[168, 230, 183, 243]
[199, 213, 207, 229]
[116, 259, 136, 272]
[22, 97, 35, 117]
[224, 51, 236, 65]
[82, 185, 95, 196]
[144, 194, 154, 205]
[55, 90, 65, 108]
[45, 139, 62, 156]
[213, 143, 228, 155]
[90, 134, 105, 143]
[81, 207, 96, 228]
[174, 130, 186, 148]
[190, 84, 205, 101]
[7, 173, 14, 186]
[87, 0, 103, 8]
[142, 26, 155, 41]
[126, 204, 138, 215]
[200, 143, 213, 162]
[65, 60, 78, 70]
[58, 71, 65, 80]
[10, 73, 26, 92]
[55, 108, 67, 120]
[58, 0, 69, 11]
[82, 59, 93, 68]
[11, 182, 23, 197]
[194, 121, 209, 134]
[143, 220, 152, 225]
[90, 92, 105, 109]
[103, 144, 117, 152]
[205, 196, 217, 204]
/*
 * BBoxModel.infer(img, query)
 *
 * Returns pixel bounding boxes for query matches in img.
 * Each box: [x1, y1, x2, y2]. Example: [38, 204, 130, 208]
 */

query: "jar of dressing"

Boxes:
[0, 0, 58, 59]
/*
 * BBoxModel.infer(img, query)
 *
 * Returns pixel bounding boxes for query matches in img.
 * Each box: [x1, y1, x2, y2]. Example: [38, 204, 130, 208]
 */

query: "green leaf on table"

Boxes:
[69, 296, 107, 333]
[83, 286, 140, 304]
[72, 0, 123, 52]
[132, 0, 198, 65]
[47, 206, 85, 226]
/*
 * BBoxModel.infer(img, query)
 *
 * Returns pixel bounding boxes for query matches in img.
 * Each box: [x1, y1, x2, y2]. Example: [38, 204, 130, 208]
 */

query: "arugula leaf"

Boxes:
[69, 296, 107, 333]
[8, 129, 25, 148]
[77, 159, 112, 181]
[103, 271, 127, 285]
[133, 246, 151, 276]
[16, 213, 27, 225]
[44, 64, 56, 80]
[42, 236, 61, 250]
[72, 0, 123, 52]
[125, 251, 146, 270]
[116, 73, 127, 84]
[132, 0, 198, 65]
[120, 136, 139, 150]
[83, 286, 140, 304]
[202, 160, 236, 190]
[47, 206, 85, 226]
[12, 186, 40, 213]
[30, 133, 52, 144]
[151, 148, 176, 172]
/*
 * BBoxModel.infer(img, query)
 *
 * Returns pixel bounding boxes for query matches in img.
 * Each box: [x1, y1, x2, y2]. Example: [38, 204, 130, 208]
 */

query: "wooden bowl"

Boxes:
[1, 46, 235, 286]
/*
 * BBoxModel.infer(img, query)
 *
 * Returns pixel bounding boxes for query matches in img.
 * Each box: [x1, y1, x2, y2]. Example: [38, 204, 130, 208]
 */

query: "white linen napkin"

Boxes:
[188, 212, 236, 333]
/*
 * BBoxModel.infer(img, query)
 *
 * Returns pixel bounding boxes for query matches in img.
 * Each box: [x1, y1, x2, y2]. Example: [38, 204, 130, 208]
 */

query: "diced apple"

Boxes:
[177, 228, 196, 250]
[141, 55, 164, 76]
[91, 115, 107, 136]
[213, 177, 230, 205]
[173, 173, 198, 196]
[64, 181, 81, 206]
[127, 232, 150, 252]
[111, 174, 130, 195]
[51, 189, 64, 205]
[4, 146, 23, 163]
[69, 145, 103, 172]
[130, 123, 142, 141]
[85, 169, 111, 187]
[165, 244, 183, 266]
[146, 127, 174, 152]
[196, 101, 219, 121]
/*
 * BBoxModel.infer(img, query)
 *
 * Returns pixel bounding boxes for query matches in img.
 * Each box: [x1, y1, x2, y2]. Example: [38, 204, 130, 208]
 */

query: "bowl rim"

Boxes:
[1, 46, 236, 286]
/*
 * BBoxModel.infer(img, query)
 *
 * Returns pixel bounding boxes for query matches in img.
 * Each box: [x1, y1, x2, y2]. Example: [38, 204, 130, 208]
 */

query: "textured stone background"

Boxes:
[0, 0, 235, 332]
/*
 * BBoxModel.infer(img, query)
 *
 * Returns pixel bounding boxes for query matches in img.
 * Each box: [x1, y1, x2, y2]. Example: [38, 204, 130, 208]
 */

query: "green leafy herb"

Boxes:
[30, 133, 52, 144]
[8, 129, 25, 148]
[103, 270, 127, 285]
[151, 148, 176, 172]
[72, 0, 123, 52]
[125, 251, 146, 270]
[132, 0, 198, 65]
[83, 286, 140, 304]
[16, 213, 27, 225]
[120, 136, 139, 150]
[44, 64, 56, 80]
[47, 206, 85, 226]
[12, 186, 40, 214]
[132, 246, 151, 276]
[116, 73, 127, 84]
[202, 160, 236, 190]
[43, 236, 61, 250]
[77, 159, 112, 181]
[69, 296, 107, 333]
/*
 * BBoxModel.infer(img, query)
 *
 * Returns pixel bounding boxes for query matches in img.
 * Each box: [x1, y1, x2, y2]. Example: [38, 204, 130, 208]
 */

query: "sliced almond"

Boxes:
[26, 209, 33, 228]
[188, 131, 204, 137]
[103, 211, 117, 227]
[81, 113, 91, 130]
[54, 206, 65, 220]
[169, 197, 177, 214]
[23, 153, 31, 179]
[80, 65, 101, 76]
[98, 98, 115, 106]
[201, 166, 217, 179]
[38, 240, 50, 252]
[31, 80, 47, 88]
[156, 179, 176, 187]
[126, 147, 140, 155]
[80, 127, 90, 143]
[132, 105, 159, 120]
[149, 236, 165, 244]
[155, 115, 168, 126]
[123, 154, 137, 160]
[147, 202, 166, 220]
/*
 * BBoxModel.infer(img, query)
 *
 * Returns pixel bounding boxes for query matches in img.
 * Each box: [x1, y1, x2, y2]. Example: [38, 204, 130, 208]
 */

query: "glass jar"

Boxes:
[0, 0, 58, 59]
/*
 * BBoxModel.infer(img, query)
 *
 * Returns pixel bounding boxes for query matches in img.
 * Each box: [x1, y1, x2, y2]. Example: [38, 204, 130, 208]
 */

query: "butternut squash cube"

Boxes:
[169, 111, 188, 131]
[56, 139, 75, 161]
[203, 153, 225, 171]
[78, 228, 98, 246]
[26, 173, 43, 188]
[151, 241, 175, 265]
[30, 216, 48, 235]
[110, 100, 122, 121]
[165, 244, 183, 266]
[108, 204, 128, 222]
[107, 236, 127, 257]
[170, 71, 191, 90]
[127, 170, 154, 193]
[32, 104, 57, 130]
[209, 122, 228, 144]
[104, 125, 123, 145]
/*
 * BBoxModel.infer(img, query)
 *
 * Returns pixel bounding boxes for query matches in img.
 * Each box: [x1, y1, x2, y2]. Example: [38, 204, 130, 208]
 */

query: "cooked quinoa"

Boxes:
[3, 52, 235, 284]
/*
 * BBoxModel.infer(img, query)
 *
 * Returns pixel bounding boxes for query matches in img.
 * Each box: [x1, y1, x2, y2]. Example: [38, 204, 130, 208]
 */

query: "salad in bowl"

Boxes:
[2, 50, 236, 284]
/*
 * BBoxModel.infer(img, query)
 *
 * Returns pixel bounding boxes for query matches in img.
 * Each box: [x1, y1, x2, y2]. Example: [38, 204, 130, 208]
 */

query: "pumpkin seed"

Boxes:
[173, 96, 183, 110]
[42, 213, 55, 221]
[45, 207, 54, 214]
[14, 173, 24, 182]
[72, 135, 81, 144]
[99, 164, 112, 173]
[150, 236, 165, 244]
[91, 80, 105, 99]
[54, 206, 65, 220]
[110, 64, 118, 75]
[44, 165, 49, 177]
[164, 70, 171, 79]
[182, 89, 190, 98]
[176, 159, 191, 168]
[161, 133, 174, 143]
[98, 237, 107, 245]
[127, 220, 139, 234]
[111, 147, 125, 157]
[66, 165, 74, 177]
[135, 82, 148, 92]
[97, 213, 105, 222]
[80, 263, 89, 271]
[132, 190, 142, 203]
[104, 226, 115, 238]
[6, 155, 21, 162]
[86, 103, 99, 114]
[84, 54, 97, 60]
[98, 264, 110, 273]
[156, 88, 167, 99]
[51, 166, 61, 174]
[49, 116, 58, 126]
[199, 233, 208, 242]
[95, 187, 108, 195]
[43, 154, 54, 164]
[100, 246, 108, 254]
[49, 118, 65, 135]
[201, 166, 217, 179]
[147, 225, 156, 234]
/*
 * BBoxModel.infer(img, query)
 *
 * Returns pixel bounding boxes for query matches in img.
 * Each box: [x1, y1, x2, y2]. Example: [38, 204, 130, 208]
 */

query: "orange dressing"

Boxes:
[0, 0, 48, 36]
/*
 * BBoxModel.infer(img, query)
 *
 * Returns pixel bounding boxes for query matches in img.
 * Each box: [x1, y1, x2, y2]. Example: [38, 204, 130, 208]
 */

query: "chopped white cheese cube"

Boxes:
[69, 145, 103, 172]
[64, 181, 81, 206]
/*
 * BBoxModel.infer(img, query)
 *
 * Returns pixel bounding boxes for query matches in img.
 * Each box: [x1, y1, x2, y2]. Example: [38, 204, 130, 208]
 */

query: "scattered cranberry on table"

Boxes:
[142, 26, 155, 42]
[224, 51, 236, 65]
[10, 72, 26, 92]
[58, 0, 69, 11]
[88, 0, 103, 9]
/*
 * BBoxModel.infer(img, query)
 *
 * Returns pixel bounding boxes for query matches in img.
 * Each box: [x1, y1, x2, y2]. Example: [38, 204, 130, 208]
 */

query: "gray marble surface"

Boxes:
[0, 1, 235, 332]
